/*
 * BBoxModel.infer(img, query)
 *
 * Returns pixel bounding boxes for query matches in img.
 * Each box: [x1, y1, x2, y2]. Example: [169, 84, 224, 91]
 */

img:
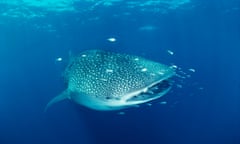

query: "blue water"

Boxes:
[0, 0, 240, 144]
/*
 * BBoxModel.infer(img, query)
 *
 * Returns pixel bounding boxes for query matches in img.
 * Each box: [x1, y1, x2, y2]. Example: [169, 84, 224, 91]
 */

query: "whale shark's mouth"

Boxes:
[125, 79, 172, 104]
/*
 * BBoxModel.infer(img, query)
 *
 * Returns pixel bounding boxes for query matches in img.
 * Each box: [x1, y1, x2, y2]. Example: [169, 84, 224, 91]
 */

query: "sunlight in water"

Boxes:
[0, 0, 191, 18]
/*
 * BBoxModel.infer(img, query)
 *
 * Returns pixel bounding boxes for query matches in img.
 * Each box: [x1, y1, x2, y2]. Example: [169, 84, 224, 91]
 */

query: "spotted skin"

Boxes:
[46, 50, 175, 111]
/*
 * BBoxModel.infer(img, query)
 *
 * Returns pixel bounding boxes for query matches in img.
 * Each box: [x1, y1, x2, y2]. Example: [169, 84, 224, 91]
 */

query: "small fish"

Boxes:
[107, 37, 116, 42]
[167, 50, 174, 55]
[55, 57, 63, 62]
[159, 101, 167, 105]
[188, 68, 196, 72]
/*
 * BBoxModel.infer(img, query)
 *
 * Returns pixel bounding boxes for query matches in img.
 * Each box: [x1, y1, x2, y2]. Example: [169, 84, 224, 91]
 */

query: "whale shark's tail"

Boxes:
[44, 89, 70, 112]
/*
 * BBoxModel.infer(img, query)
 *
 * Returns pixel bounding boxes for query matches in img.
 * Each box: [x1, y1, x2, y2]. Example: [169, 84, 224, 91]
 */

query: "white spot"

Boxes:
[106, 69, 113, 73]
[107, 37, 116, 42]
[56, 57, 62, 62]
[158, 71, 164, 75]
[167, 50, 174, 55]
[100, 78, 107, 81]
[143, 87, 148, 93]
[134, 58, 139, 61]
[141, 68, 147, 72]
[150, 73, 156, 76]
[188, 68, 196, 72]
[159, 101, 167, 105]
[81, 54, 87, 57]
[170, 65, 178, 69]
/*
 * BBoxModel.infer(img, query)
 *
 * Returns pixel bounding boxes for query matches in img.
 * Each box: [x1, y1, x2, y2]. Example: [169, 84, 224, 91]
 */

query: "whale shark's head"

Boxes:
[46, 50, 175, 111]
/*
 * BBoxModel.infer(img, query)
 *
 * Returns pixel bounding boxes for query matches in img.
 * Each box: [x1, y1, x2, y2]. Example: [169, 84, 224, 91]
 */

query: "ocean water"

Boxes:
[0, 0, 240, 144]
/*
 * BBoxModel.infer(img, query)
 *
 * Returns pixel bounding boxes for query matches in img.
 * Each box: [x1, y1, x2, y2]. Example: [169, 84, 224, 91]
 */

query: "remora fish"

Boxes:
[45, 49, 175, 111]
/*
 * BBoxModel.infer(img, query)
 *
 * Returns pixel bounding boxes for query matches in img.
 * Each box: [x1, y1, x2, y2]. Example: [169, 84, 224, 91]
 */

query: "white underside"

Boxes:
[72, 79, 172, 111]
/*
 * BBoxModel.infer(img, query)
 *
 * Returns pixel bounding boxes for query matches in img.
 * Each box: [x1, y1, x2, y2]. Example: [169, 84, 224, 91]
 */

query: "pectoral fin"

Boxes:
[45, 90, 70, 112]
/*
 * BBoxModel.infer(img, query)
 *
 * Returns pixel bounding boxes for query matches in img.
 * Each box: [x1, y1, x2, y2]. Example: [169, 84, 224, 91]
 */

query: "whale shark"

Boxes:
[45, 49, 175, 111]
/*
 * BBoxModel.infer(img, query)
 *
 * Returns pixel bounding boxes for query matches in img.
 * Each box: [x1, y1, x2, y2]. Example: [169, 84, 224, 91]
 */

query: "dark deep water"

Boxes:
[0, 0, 240, 144]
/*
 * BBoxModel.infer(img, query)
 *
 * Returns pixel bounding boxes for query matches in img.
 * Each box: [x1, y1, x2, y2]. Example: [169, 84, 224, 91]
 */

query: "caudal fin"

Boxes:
[44, 90, 70, 112]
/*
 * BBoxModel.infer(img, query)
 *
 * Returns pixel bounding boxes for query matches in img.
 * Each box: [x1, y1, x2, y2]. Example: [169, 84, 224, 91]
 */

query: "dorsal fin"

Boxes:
[44, 90, 70, 112]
